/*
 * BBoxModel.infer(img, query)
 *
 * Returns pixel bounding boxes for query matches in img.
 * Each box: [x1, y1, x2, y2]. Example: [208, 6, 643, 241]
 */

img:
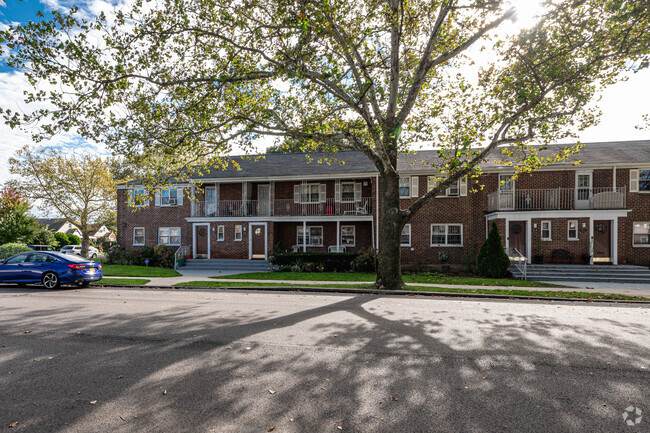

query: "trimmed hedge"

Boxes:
[0, 243, 32, 260]
[270, 252, 359, 272]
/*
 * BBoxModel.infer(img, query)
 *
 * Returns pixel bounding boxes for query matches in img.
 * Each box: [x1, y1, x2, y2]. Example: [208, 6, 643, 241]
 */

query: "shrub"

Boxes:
[107, 245, 127, 264]
[53, 232, 69, 249]
[271, 252, 359, 272]
[0, 243, 32, 260]
[350, 248, 377, 273]
[67, 234, 81, 245]
[476, 222, 510, 278]
[28, 229, 57, 247]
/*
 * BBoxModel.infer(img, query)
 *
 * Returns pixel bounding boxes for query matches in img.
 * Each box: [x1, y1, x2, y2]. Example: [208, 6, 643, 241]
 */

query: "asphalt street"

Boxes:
[0, 285, 648, 433]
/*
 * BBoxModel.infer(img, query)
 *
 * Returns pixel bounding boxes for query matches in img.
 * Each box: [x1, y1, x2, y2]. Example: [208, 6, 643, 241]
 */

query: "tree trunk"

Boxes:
[81, 230, 90, 258]
[375, 171, 405, 290]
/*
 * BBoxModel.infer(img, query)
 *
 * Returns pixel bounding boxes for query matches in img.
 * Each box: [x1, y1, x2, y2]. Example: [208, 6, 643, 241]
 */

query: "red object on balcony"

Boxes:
[326, 205, 333, 216]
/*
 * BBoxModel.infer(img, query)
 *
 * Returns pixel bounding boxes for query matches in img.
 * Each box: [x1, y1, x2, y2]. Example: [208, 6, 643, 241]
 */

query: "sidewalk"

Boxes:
[102, 274, 650, 298]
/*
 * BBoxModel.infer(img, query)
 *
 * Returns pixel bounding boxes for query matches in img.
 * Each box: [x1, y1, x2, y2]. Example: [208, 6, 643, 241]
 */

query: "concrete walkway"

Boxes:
[102, 273, 650, 297]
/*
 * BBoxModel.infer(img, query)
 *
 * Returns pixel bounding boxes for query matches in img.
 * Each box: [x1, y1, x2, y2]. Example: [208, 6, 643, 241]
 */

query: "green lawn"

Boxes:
[211, 272, 561, 288]
[101, 264, 181, 278]
[174, 280, 647, 301]
[93, 278, 151, 285]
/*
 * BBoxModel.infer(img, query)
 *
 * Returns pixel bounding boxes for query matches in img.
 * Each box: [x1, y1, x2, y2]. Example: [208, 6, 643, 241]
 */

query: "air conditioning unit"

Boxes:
[168, 198, 178, 205]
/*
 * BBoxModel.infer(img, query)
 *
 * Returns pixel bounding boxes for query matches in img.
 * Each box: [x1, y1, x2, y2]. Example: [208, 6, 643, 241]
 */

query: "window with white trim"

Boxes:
[341, 225, 355, 246]
[399, 177, 410, 198]
[217, 225, 225, 241]
[401, 224, 411, 247]
[640, 169, 650, 191]
[633, 222, 650, 246]
[341, 183, 355, 202]
[158, 227, 180, 246]
[234, 225, 243, 241]
[297, 226, 323, 246]
[301, 184, 321, 203]
[161, 188, 178, 206]
[133, 188, 149, 206]
[133, 227, 145, 246]
[430, 224, 463, 246]
[541, 221, 552, 241]
[567, 220, 578, 240]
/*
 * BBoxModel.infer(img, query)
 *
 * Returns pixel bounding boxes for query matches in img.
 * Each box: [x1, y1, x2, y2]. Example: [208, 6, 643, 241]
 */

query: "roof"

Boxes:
[119, 140, 650, 186]
[36, 218, 68, 232]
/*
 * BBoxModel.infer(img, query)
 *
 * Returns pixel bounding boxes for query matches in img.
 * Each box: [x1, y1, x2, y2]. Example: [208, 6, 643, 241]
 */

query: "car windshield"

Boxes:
[61, 246, 74, 250]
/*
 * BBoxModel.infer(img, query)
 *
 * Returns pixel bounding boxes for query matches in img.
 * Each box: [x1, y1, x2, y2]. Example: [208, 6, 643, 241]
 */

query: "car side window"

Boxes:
[44, 255, 60, 263]
[5, 254, 29, 264]
[27, 254, 47, 263]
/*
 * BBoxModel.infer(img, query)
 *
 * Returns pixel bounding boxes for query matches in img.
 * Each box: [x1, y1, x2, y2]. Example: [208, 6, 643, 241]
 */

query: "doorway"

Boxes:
[576, 172, 593, 209]
[257, 185, 270, 216]
[593, 220, 611, 263]
[194, 224, 210, 259]
[250, 224, 266, 260]
[509, 221, 527, 257]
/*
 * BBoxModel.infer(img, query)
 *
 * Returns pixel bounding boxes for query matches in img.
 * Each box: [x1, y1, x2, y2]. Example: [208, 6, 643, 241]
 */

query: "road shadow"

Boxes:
[0, 289, 648, 432]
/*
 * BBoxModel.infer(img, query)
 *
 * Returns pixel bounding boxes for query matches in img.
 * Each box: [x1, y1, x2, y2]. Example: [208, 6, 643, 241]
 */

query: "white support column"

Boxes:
[303, 220, 307, 252]
[336, 220, 340, 252]
[612, 218, 618, 265]
[613, 166, 616, 189]
[589, 218, 594, 265]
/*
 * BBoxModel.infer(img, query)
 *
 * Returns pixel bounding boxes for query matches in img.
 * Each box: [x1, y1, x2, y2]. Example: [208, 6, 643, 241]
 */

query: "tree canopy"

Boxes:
[0, 186, 38, 244]
[1, 0, 648, 287]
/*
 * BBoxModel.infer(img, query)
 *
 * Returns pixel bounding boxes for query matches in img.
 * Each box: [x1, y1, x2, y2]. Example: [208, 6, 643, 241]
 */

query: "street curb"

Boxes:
[92, 283, 650, 304]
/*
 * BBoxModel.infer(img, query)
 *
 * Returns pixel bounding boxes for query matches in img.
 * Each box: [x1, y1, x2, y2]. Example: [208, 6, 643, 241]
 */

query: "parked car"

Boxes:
[27, 245, 56, 251]
[60, 245, 99, 258]
[0, 251, 102, 289]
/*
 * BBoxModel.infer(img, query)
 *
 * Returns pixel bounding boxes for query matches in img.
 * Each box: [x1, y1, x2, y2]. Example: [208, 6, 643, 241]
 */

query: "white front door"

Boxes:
[257, 185, 270, 216]
[575, 172, 592, 209]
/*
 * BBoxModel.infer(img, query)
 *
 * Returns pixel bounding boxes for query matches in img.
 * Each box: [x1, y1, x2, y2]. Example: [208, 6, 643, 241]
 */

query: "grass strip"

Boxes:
[101, 265, 181, 278]
[94, 278, 151, 286]
[211, 272, 562, 288]
[174, 281, 647, 301]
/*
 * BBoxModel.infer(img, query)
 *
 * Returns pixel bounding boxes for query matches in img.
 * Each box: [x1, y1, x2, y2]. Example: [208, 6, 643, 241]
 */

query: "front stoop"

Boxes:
[512, 264, 650, 284]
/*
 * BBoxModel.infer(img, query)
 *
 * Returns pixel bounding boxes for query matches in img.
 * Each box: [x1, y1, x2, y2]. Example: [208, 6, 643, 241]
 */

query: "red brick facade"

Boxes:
[117, 163, 650, 268]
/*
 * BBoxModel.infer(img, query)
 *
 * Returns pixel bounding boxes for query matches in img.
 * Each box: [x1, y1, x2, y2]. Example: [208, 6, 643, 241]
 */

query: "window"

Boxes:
[133, 188, 149, 206]
[297, 226, 323, 246]
[301, 184, 321, 203]
[641, 170, 650, 191]
[401, 224, 411, 247]
[158, 227, 181, 245]
[217, 225, 225, 241]
[399, 177, 410, 198]
[430, 224, 462, 246]
[234, 225, 243, 241]
[567, 220, 578, 240]
[633, 222, 650, 246]
[133, 227, 145, 246]
[161, 188, 178, 206]
[5, 253, 29, 264]
[341, 183, 355, 202]
[341, 225, 355, 246]
[541, 221, 552, 241]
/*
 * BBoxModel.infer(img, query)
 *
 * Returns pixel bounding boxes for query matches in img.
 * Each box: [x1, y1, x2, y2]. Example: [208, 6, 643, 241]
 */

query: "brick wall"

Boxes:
[273, 221, 373, 253]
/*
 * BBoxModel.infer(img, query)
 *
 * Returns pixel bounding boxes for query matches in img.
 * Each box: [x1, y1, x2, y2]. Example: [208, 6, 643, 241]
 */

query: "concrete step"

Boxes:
[511, 264, 650, 283]
[182, 259, 270, 272]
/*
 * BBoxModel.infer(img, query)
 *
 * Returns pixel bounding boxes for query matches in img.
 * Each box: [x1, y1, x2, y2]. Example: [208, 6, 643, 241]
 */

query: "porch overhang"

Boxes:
[485, 209, 631, 221]
[186, 215, 374, 223]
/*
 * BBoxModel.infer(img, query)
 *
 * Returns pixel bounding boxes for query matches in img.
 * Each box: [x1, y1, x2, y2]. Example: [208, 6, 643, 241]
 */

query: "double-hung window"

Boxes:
[234, 225, 243, 241]
[399, 177, 410, 198]
[217, 225, 225, 241]
[341, 183, 355, 202]
[641, 170, 650, 191]
[158, 227, 180, 246]
[633, 222, 650, 246]
[567, 220, 578, 240]
[133, 188, 149, 206]
[300, 184, 320, 203]
[430, 224, 462, 246]
[401, 224, 411, 247]
[541, 221, 552, 241]
[341, 225, 355, 247]
[133, 227, 145, 246]
[297, 226, 323, 246]
[161, 188, 178, 206]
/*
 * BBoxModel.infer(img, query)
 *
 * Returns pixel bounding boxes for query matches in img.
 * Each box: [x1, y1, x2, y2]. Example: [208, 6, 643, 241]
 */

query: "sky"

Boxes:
[0, 0, 649, 188]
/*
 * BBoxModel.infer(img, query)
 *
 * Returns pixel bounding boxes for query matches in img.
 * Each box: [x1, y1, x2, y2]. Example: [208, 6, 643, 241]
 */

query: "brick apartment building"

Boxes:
[116, 140, 650, 268]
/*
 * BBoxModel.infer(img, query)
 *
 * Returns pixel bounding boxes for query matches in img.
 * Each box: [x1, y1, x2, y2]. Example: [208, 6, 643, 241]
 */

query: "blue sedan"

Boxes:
[0, 251, 103, 289]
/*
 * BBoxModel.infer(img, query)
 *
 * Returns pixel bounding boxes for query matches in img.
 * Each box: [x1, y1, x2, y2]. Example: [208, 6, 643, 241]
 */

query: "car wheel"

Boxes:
[91, 254, 97, 259]
[78, 281, 90, 288]
[42, 272, 60, 289]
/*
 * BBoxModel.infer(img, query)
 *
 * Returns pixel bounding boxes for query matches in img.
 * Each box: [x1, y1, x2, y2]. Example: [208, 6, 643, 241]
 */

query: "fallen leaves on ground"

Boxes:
[268, 389, 277, 394]
[390, 396, 398, 401]
[24, 330, 31, 334]
[268, 427, 275, 431]
[117, 375, 123, 379]
[90, 400, 97, 405]
[8, 422, 18, 428]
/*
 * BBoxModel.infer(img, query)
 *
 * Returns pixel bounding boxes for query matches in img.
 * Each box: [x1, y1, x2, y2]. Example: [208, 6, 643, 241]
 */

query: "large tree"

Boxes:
[8, 147, 116, 257]
[0, 186, 38, 244]
[1, 0, 648, 288]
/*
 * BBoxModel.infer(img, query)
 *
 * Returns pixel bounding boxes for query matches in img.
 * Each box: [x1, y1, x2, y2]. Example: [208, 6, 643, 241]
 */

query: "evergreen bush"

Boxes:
[0, 243, 32, 260]
[476, 222, 510, 278]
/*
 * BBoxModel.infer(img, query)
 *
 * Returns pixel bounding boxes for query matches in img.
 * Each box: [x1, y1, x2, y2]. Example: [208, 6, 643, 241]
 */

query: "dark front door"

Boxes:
[509, 221, 527, 257]
[251, 225, 265, 260]
[593, 220, 611, 263]
[196, 225, 209, 258]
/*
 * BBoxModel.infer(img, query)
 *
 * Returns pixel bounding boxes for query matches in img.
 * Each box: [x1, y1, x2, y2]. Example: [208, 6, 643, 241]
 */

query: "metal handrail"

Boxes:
[191, 198, 373, 217]
[174, 245, 190, 270]
[487, 187, 626, 212]
[505, 247, 527, 280]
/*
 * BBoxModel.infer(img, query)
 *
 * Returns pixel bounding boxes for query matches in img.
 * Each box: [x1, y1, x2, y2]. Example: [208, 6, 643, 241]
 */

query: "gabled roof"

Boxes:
[36, 218, 68, 232]
[118, 140, 650, 186]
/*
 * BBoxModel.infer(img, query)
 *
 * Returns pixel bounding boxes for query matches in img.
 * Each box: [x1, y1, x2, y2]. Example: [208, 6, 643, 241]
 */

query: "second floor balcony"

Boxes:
[487, 187, 626, 212]
[191, 198, 373, 218]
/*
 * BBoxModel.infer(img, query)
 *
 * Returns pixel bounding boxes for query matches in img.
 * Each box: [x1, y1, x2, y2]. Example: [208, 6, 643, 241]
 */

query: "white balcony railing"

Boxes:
[487, 187, 626, 212]
[191, 198, 373, 218]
